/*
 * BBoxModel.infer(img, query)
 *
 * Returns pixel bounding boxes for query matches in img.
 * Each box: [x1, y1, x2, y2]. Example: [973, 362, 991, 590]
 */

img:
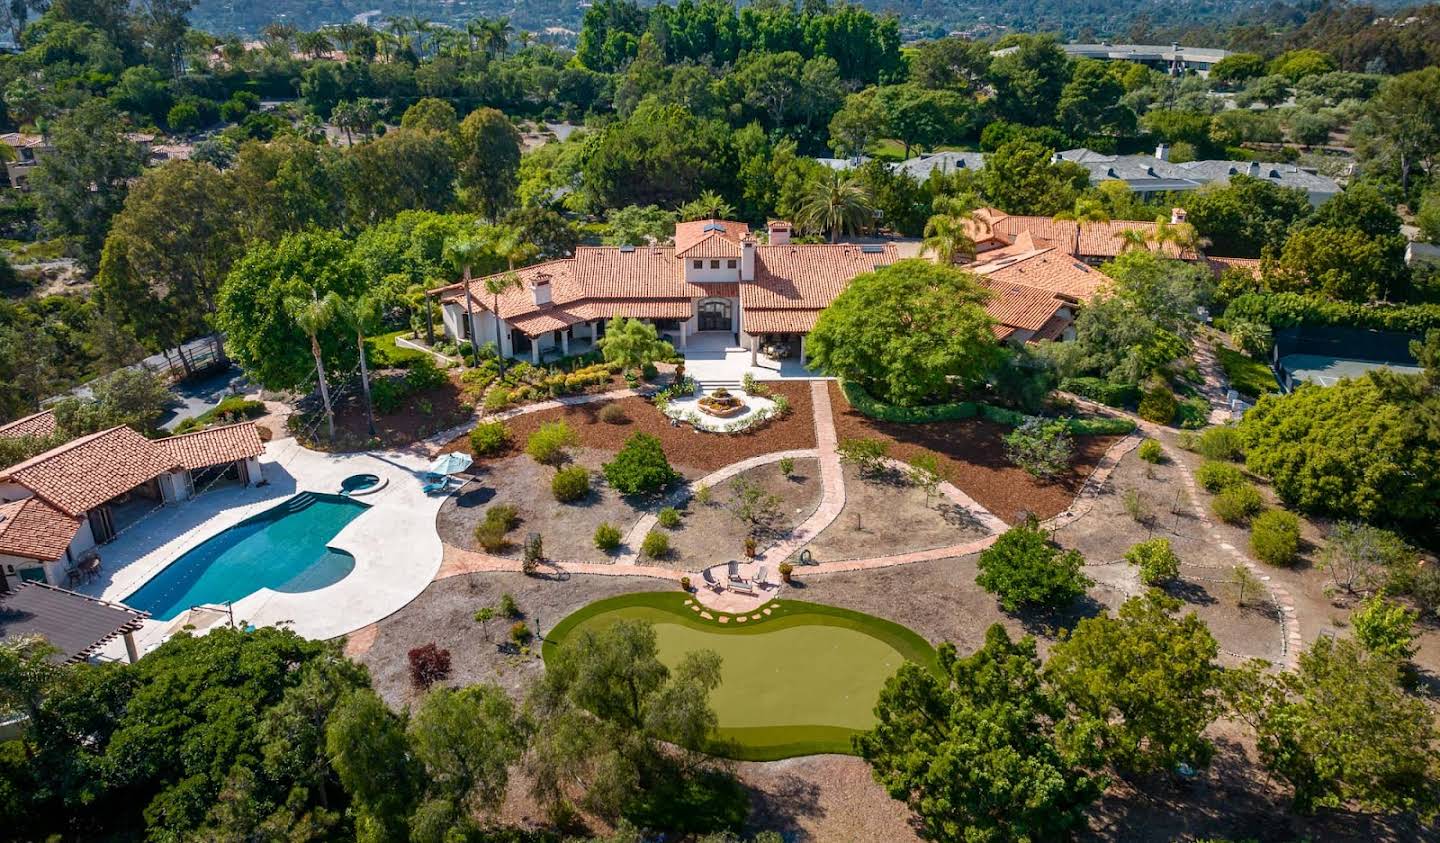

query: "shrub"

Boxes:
[552, 465, 591, 502]
[370, 376, 406, 414]
[1138, 439, 1164, 463]
[1126, 537, 1181, 585]
[484, 387, 511, 412]
[777, 456, 796, 476]
[475, 521, 508, 551]
[598, 403, 628, 424]
[1123, 488, 1154, 525]
[1350, 596, 1418, 660]
[1003, 417, 1074, 479]
[657, 506, 682, 528]
[1196, 426, 1244, 462]
[1250, 509, 1301, 565]
[640, 529, 669, 559]
[526, 421, 579, 466]
[1138, 383, 1179, 425]
[1197, 460, 1246, 492]
[976, 522, 1093, 612]
[641, 361, 659, 380]
[407, 643, 451, 689]
[499, 593, 521, 618]
[1174, 397, 1210, 430]
[469, 421, 511, 456]
[603, 433, 677, 495]
[837, 437, 890, 478]
[510, 620, 532, 645]
[485, 504, 519, 531]
[1212, 483, 1266, 524]
[593, 522, 622, 551]
[405, 356, 448, 391]
[694, 484, 712, 505]
[1060, 377, 1139, 407]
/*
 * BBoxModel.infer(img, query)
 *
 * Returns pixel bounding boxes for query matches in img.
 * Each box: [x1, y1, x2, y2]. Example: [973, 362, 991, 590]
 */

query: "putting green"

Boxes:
[543, 593, 938, 760]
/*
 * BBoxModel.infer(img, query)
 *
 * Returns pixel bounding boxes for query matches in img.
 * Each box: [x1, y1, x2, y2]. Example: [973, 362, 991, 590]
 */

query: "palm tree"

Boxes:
[483, 272, 522, 373]
[483, 17, 512, 59]
[287, 290, 343, 441]
[296, 30, 333, 60]
[796, 171, 874, 243]
[1115, 227, 1151, 253]
[678, 190, 735, 221]
[1151, 216, 1210, 255]
[330, 100, 357, 145]
[445, 237, 490, 365]
[334, 293, 383, 436]
[922, 213, 977, 265]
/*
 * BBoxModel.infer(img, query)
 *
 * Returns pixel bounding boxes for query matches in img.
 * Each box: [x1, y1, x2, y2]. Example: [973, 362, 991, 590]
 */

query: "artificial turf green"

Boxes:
[543, 593, 938, 760]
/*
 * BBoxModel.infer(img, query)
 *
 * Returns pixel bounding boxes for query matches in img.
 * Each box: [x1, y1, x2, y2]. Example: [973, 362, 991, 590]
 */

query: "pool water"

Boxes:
[123, 492, 367, 621]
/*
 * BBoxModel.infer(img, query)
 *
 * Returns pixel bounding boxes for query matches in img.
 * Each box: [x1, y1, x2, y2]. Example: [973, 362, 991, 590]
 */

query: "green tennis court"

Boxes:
[543, 593, 938, 760]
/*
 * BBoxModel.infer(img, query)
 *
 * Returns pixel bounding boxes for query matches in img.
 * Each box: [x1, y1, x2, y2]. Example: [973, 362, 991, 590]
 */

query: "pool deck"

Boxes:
[90, 436, 446, 658]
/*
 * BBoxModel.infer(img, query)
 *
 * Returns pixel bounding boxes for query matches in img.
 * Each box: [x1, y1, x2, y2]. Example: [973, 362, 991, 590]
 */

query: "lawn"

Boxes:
[1215, 346, 1279, 398]
[544, 592, 938, 761]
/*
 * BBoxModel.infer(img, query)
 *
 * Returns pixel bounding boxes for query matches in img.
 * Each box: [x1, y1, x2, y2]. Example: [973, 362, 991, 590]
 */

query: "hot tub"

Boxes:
[339, 473, 387, 496]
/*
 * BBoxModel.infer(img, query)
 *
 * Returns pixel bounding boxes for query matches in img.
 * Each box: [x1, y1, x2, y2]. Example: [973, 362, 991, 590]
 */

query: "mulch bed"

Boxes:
[827, 382, 1118, 524]
[300, 371, 472, 453]
[442, 381, 816, 474]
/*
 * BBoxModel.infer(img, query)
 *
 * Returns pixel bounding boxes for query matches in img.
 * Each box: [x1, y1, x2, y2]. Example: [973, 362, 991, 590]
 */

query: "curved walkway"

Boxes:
[1060, 393, 1300, 669]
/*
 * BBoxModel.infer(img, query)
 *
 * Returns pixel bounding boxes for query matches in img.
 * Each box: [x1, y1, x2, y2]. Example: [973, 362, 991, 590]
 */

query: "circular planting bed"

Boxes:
[544, 592, 937, 760]
[663, 391, 779, 433]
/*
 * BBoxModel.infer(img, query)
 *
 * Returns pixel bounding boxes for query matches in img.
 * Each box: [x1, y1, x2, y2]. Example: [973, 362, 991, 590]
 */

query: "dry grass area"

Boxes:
[800, 463, 994, 563]
[441, 381, 816, 473]
[660, 459, 822, 569]
[828, 382, 1118, 524]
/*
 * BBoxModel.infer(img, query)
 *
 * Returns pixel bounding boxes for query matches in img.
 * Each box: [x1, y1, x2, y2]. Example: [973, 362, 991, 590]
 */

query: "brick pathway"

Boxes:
[753, 381, 846, 566]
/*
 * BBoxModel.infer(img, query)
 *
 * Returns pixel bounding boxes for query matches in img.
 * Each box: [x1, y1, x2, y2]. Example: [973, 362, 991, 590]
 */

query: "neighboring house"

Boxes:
[0, 422, 265, 587]
[0, 409, 58, 440]
[428, 218, 1114, 366]
[0, 132, 50, 190]
[1057, 147, 1340, 206]
[1058, 43, 1230, 75]
[894, 151, 988, 181]
[963, 206, 1201, 263]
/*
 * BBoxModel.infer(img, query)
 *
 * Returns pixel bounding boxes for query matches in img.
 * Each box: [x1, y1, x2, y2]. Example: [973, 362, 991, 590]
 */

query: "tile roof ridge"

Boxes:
[0, 425, 135, 478]
[159, 420, 259, 441]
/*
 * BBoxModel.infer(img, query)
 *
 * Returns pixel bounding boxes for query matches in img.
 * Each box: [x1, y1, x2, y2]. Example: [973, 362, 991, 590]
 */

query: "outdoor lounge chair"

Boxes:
[727, 560, 744, 582]
[754, 566, 768, 588]
[702, 568, 724, 593]
[729, 579, 755, 595]
[422, 476, 453, 495]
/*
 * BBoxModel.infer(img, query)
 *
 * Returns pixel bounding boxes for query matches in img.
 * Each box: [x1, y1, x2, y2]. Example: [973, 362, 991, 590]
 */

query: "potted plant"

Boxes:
[743, 536, 758, 558]
[680, 575, 691, 591]
[778, 562, 794, 583]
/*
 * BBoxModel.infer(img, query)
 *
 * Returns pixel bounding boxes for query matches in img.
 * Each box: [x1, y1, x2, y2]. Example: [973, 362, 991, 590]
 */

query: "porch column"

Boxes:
[561, 331, 570, 356]
[123, 630, 139, 664]
[680, 328, 687, 349]
[531, 340, 540, 364]
[750, 335, 758, 366]
[799, 333, 807, 363]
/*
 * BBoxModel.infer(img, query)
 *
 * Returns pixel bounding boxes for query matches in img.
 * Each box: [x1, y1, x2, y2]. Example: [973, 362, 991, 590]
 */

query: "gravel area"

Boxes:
[800, 463, 993, 563]
[737, 754, 922, 843]
[1051, 446, 1285, 665]
[828, 382, 1118, 524]
[660, 459, 822, 569]
[354, 572, 671, 708]
[435, 449, 649, 562]
[442, 381, 816, 474]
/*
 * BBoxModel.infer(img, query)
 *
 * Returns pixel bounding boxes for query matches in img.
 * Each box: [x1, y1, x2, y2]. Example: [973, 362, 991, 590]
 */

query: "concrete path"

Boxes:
[1193, 335, 1238, 424]
[753, 381, 846, 565]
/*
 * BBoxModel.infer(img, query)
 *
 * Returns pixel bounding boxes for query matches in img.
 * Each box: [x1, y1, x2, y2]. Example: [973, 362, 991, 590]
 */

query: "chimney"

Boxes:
[1170, 207, 1187, 225]
[531, 275, 551, 306]
[1155, 143, 1170, 162]
[1247, 161, 1260, 177]
[740, 238, 755, 281]
[767, 220, 791, 245]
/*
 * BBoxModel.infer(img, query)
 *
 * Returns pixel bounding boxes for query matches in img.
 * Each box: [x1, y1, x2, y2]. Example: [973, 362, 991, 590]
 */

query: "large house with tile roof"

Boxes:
[429, 218, 1113, 363]
[0, 421, 265, 587]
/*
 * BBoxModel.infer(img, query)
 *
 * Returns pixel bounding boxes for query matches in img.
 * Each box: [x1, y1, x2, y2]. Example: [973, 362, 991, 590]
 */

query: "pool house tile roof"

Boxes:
[0, 427, 179, 517]
[0, 581, 147, 663]
[158, 422, 265, 471]
[0, 497, 81, 561]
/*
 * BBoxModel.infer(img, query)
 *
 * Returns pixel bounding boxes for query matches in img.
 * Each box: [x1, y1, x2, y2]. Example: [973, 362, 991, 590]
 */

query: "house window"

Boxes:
[693, 260, 702, 269]
[727, 259, 737, 268]
[710, 260, 720, 269]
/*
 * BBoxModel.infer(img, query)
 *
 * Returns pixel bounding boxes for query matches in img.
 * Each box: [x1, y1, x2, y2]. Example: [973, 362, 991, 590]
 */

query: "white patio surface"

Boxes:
[679, 331, 825, 385]
[89, 436, 447, 658]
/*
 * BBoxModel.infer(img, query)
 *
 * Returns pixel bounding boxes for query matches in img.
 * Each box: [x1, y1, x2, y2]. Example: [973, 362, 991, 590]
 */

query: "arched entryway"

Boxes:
[697, 298, 733, 332]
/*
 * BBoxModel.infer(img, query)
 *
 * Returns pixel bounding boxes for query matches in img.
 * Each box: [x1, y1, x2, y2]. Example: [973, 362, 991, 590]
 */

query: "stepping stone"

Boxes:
[684, 600, 693, 606]
[736, 616, 747, 623]
[700, 611, 713, 620]
[751, 614, 761, 620]
[718, 616, 729, 624]
[762, 608, 772, 615]
[689, 604, 700, 612]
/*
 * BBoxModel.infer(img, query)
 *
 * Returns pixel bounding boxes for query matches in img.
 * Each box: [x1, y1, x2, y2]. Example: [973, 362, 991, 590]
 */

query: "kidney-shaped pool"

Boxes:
[123, 492, 367, 621]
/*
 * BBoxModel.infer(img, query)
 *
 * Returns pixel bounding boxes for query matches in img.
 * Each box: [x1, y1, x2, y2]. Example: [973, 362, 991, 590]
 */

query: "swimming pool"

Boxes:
[123, 492, 368, 621]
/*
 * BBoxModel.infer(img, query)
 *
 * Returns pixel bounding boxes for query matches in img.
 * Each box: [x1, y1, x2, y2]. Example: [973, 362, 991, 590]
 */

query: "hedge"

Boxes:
[1224, 292, 1440, 333]
[839, 379, 1135, 436]
[1059, 377, 1140, 408]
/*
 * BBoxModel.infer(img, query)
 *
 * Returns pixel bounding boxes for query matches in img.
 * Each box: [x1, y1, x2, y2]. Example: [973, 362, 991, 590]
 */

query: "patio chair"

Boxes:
[422, 476, 453, 495]
[702, 568, 724, 593]
[729, 579, 755, 596]
[754, 566, 768, 588]
[726, 560, 743, 582]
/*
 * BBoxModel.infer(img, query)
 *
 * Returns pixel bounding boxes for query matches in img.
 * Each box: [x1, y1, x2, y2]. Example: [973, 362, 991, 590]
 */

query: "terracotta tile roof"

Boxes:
[977, 278, 1069, 333]
[0, 582, 147, 663]
[1077, 220, 1195, 259]
[0, 497, 81, 561]
[157, 422, 264, 471]
[969, 208, 1197, 261]
[1206, 255, 1262, 278]
[744, 309, 822, 334]
[676, 232, 743, 259]
[740, 244, 898, 310]
[993, 215, 1080, 253]
[969, 248, 1109, 301]
[1032, 313, 1072, 341]
[0, 410, 57, 440]
[0, 132, 46, 150]
[674, 219, 749, 255]
[0, 427, 177, 517]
